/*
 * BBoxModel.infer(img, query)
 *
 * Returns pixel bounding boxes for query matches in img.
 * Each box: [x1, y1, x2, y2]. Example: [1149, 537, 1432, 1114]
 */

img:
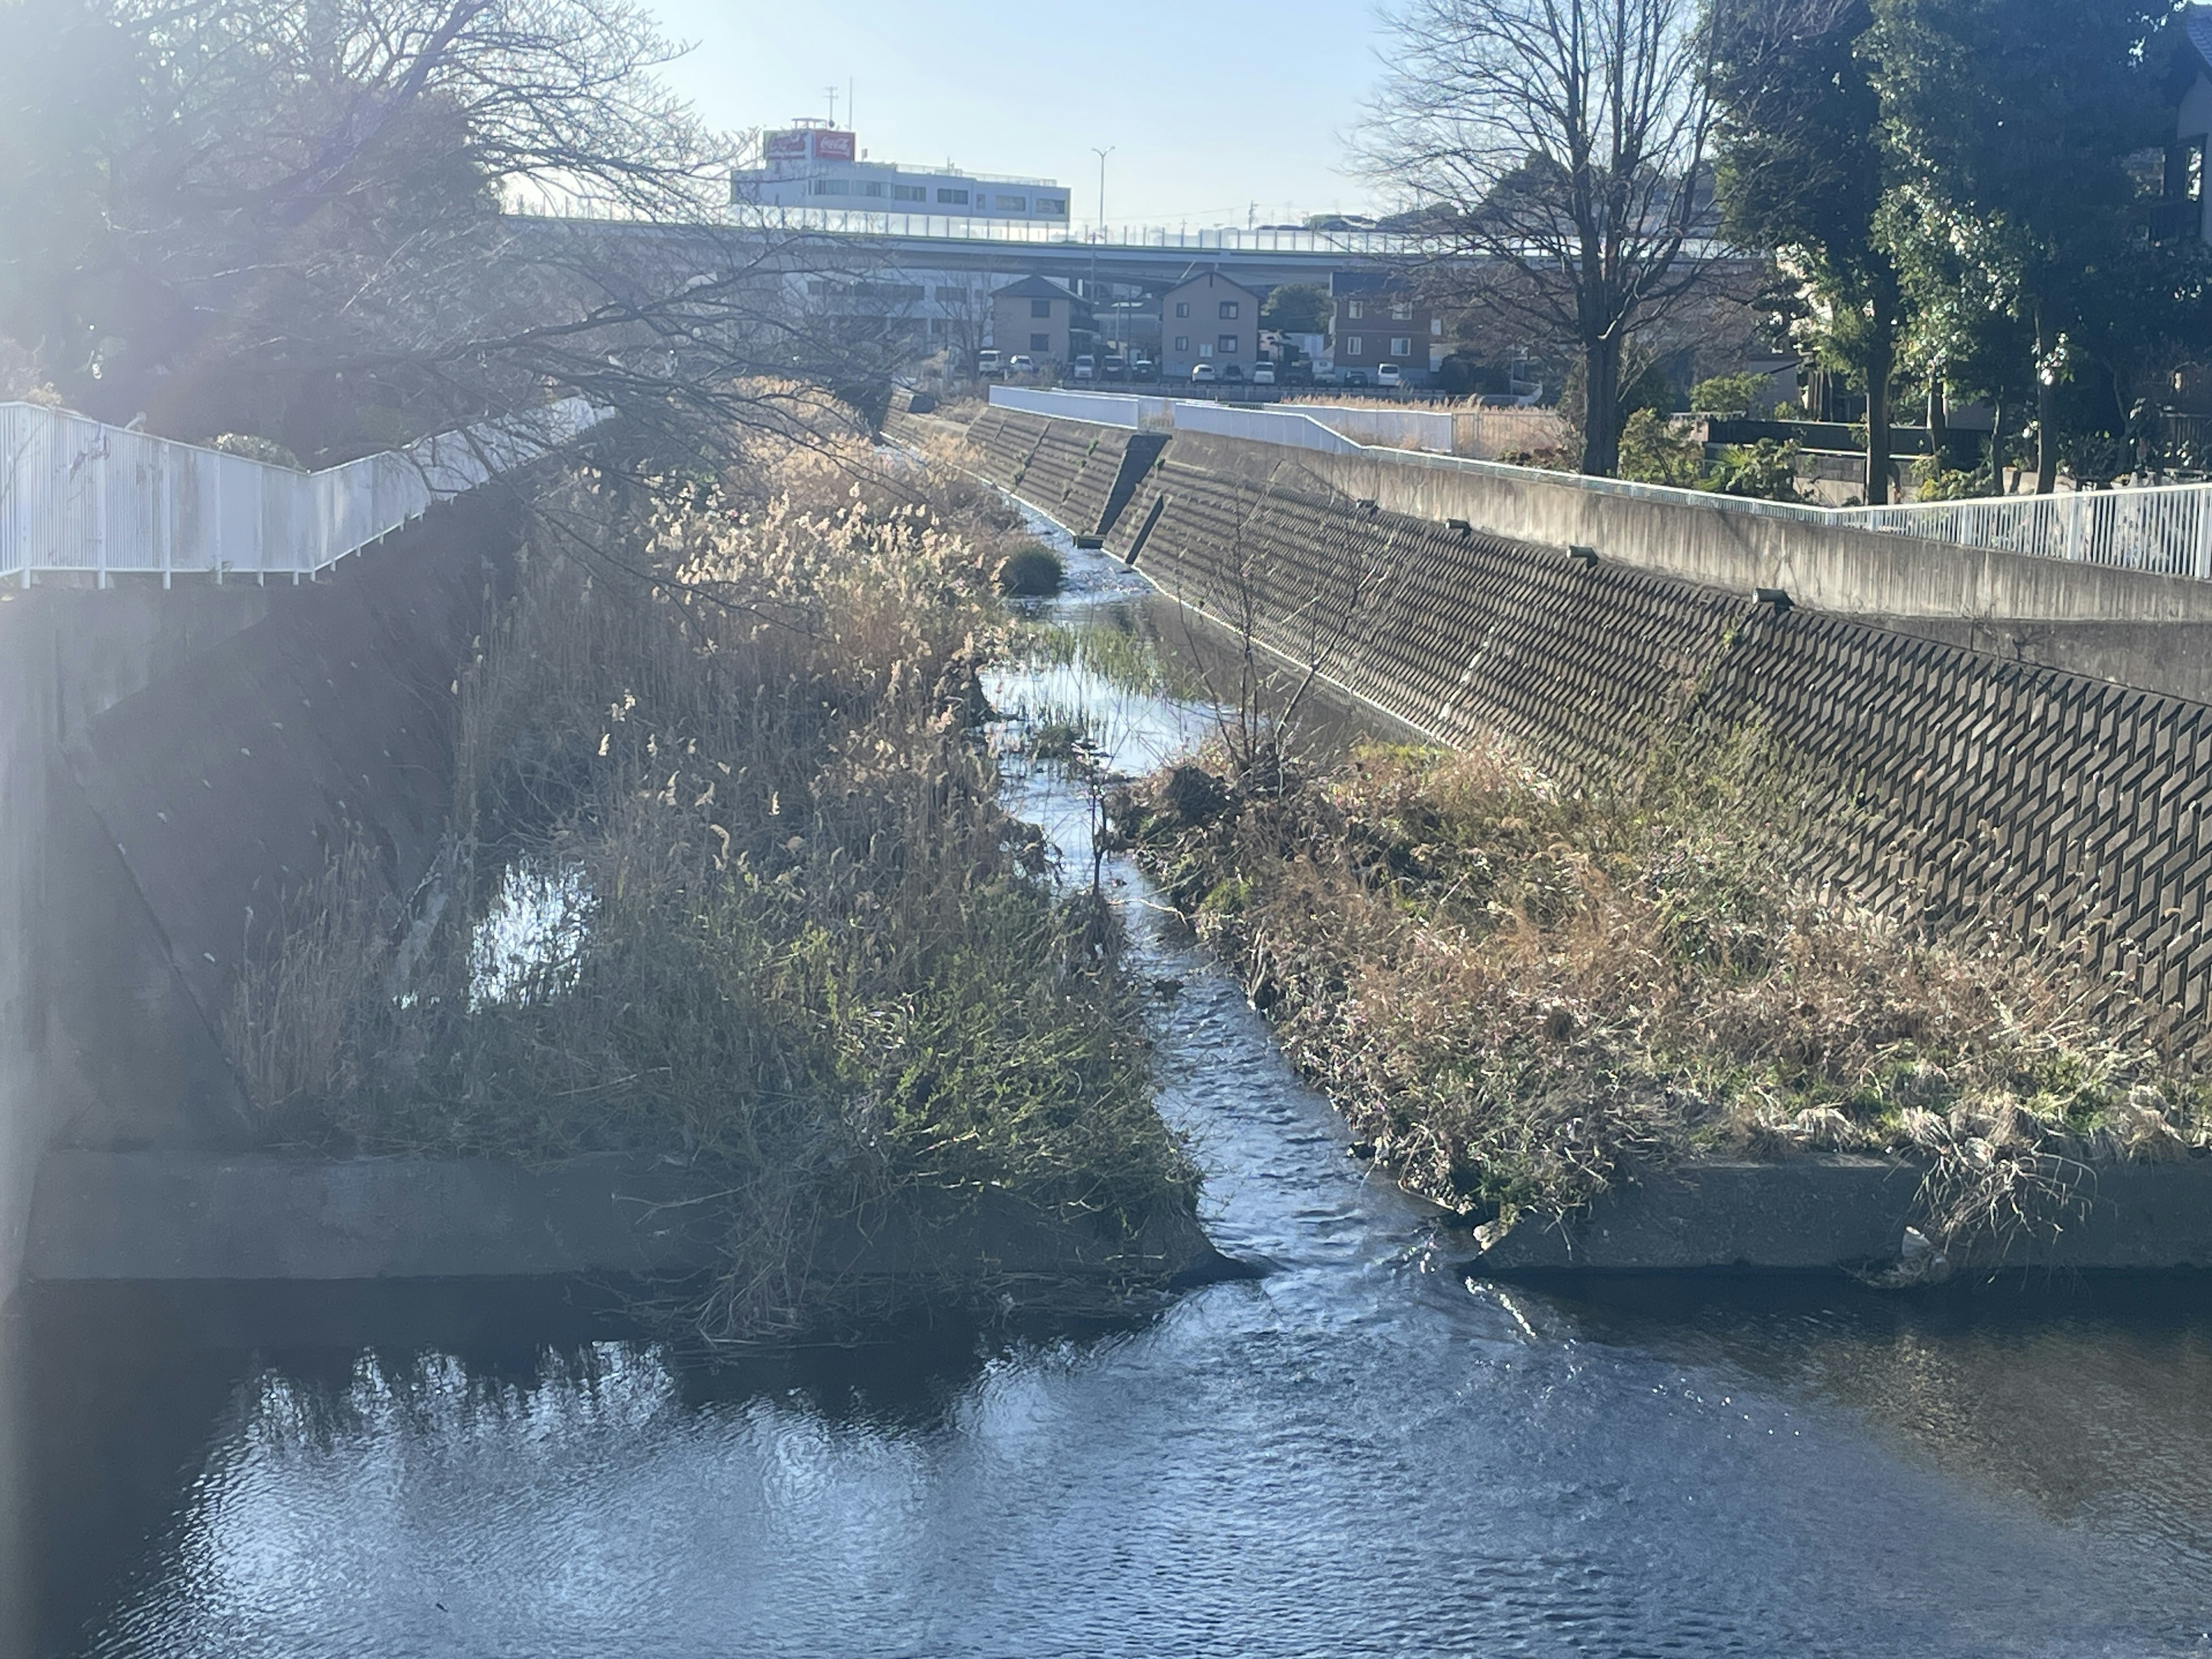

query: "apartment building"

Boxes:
[1160, 266, 1264, 380]
[989, 276, 1082, 366]
[1329, 271, 1441, 384]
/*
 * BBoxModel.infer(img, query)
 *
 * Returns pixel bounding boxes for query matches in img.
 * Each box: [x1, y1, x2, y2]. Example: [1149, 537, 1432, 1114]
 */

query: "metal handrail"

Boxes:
[0, 398, 607, 588]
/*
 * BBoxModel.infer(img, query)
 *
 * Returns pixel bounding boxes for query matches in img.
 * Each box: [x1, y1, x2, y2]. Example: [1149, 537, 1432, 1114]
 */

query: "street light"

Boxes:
[1091, 146, 1114, 356]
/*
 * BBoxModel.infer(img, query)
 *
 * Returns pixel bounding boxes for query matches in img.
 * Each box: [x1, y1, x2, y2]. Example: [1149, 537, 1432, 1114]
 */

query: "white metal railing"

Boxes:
[740, 208, 1440, 259]
[0, 397, 607, 588]
[1843, 485, 2212, 578]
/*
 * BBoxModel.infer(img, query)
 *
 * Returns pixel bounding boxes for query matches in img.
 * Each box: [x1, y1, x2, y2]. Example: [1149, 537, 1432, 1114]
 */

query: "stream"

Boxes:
[4, 522, 2212, 1656]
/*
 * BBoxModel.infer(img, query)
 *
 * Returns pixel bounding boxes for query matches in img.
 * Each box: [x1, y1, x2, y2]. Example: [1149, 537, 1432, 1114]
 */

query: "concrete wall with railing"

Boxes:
[986, 387, 2212, 624]
[0, 402, 600, 1308]
[1, 397, 602, 585]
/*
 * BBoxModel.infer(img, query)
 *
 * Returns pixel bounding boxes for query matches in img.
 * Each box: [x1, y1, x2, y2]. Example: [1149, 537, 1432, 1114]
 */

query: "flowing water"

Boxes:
[6, 527, 2212, 1656]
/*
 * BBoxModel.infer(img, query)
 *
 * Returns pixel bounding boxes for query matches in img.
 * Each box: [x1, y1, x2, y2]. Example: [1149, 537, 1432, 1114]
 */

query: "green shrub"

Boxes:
[1688, 372, 1771, 416]
[997, 541, 1065, 596]
[1617, 408, 1705, 487]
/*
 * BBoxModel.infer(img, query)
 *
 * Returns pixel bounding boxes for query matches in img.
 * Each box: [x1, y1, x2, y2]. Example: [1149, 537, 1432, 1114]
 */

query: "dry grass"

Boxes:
[1121, 736, 2206, 1260]
[229, 433, 1198, 1340]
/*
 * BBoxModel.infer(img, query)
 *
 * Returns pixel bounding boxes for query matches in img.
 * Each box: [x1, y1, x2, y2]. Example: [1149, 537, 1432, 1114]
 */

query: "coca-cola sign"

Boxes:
[812, 130, 856, 162]
[764, 130, 809, 161]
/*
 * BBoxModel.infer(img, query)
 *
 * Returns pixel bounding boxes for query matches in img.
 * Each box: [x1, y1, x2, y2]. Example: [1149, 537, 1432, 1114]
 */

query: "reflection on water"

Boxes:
[5, 527, 2212, 1656]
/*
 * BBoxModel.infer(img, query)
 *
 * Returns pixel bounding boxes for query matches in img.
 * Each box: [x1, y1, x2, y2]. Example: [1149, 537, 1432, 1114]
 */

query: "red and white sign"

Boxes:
[812, 130, 856, 162]
[764, 130, 809, 161]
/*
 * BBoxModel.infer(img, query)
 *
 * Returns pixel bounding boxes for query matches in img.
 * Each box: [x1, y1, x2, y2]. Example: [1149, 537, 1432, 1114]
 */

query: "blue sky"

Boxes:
[644, 0, 1392, 226]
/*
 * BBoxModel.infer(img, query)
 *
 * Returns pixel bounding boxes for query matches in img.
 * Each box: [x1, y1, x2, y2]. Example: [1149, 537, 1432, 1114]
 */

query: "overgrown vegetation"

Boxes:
[1119, 734, 2205, 1263]
[227, 435, 1198, 1341]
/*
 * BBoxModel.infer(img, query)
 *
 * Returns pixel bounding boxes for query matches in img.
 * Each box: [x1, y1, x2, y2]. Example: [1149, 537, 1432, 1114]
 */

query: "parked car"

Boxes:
[1340, 367, 1371, 388]
[1103, 357, 1129, 380]
[1007, 354, 1037, 377]
[1283, 361, 1315, 386]
[1251, 363, 1277, 385]
[975, 349, 1002, 378]
[1220, 363, 1245, 382]
[1131, 357, 1157, 381]
[1376, 363, 1404, 388]
[1073, 354, 1096, 381]
[1190, 362, 1217, 383]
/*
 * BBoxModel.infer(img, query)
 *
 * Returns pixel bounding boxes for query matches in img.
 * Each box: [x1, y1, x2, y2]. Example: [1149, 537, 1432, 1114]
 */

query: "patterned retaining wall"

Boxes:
[964, 409, 1161, 544]
[972, 408, 2212, 1051]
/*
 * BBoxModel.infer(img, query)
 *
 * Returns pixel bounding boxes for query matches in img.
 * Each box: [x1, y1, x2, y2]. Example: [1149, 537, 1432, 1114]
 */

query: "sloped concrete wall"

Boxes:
[974, 411, 2212, 1056]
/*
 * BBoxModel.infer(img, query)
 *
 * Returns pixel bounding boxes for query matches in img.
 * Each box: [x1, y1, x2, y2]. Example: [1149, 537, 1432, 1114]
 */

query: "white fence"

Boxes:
[0, 398, 606, 587]
[1844, 484, 2212, 579]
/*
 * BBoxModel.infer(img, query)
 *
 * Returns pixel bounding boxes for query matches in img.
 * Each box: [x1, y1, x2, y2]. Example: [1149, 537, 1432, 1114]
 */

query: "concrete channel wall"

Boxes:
[0, 498, 521, 1304]
[966, 406, 2212, 1062]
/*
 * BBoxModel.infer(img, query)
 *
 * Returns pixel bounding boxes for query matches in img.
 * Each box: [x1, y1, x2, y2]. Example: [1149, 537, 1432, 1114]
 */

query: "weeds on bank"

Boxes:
[225, 434, 1196, 1342]
[1118, 734, 2206, 1258]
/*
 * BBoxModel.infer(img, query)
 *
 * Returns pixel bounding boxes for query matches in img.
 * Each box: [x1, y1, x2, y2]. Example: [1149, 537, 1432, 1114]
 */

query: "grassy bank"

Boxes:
[1119, 734, 2208, 1259]
[226, 434, 1198, 1341]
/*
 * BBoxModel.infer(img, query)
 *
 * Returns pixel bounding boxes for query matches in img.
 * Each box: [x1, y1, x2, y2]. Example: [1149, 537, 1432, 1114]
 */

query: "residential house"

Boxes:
[1160, 266, 1263, 380]
[989, 275, 1081, 368]
[1328, 271, 1440, 384]
[2162, 7, 2212, 244]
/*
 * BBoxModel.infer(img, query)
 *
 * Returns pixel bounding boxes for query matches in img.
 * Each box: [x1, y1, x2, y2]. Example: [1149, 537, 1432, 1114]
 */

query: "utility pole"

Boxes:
[1092, 145, 1114, 353]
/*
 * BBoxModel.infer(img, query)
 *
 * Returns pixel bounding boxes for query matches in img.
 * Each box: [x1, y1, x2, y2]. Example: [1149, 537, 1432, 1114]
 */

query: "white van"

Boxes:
[1072, 355, 1096, 381]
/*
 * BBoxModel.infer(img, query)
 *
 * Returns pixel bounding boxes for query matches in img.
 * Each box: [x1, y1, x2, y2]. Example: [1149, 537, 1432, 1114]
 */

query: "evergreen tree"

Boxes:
[1868, 0, 2171, 491]
[1711, 0, 1906, 502]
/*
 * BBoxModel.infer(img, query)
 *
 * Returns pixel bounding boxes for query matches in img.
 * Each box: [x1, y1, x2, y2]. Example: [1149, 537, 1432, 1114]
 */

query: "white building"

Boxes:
[730, 120, 1070, 225]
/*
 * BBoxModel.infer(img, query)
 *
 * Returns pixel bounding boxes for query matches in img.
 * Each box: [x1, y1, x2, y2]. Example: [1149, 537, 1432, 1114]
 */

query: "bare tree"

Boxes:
[0, 0, 904, 469]
[1360, 0, 1724, 476]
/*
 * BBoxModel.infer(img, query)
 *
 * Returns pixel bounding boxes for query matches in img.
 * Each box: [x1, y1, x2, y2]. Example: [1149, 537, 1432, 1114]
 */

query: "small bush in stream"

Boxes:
[996, 540, 1065, 596]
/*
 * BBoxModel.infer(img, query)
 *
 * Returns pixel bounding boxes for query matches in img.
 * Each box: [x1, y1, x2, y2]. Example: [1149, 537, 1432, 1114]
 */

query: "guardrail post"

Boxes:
[95, 437, 108, 589]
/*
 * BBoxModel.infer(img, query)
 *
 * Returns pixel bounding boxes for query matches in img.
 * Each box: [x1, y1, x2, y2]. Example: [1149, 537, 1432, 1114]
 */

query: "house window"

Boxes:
[1390, 336, 1412, 357]
[812, 179, 848, 195]
[1031, 298, 1052, 319]
[1175, 301, 1191, 318]
[893, 184, 927, 202]
[996, 194, 1028, 211]
[1173, 335, 1190, 352]
[1346, 300, 1364, 320]
[1198, 343, 1214, 357]
[2169, 137, 2207, 202]
[1391, 301, 1413, 320]
[1218, 301, 1240, 319]
[1431, 318, 1444, 335]
[1031, 332, 1051, 351]
[1343, 336, 1363, 355]
[937, 187, 969, 204]
[1218, 334, 1240, 355]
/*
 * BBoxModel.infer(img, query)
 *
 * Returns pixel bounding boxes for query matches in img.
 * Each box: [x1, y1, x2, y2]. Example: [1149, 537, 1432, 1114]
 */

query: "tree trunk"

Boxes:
[1864, 329, 1894, 506]
[1986, 395, 2005, 496]
[1928, 372, 1948, 472]
[2035, 305, 2058, 495]
[1580, 335, 1623, 476]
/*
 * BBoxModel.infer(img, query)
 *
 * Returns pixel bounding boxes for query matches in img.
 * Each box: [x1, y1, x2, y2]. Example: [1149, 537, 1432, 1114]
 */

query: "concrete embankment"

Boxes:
[956, 402, 2212, 1277]
[22, 1151, 1236, 1296]
[0, 496, 520, 1306]
[1462, 1157, 2212, 1275]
